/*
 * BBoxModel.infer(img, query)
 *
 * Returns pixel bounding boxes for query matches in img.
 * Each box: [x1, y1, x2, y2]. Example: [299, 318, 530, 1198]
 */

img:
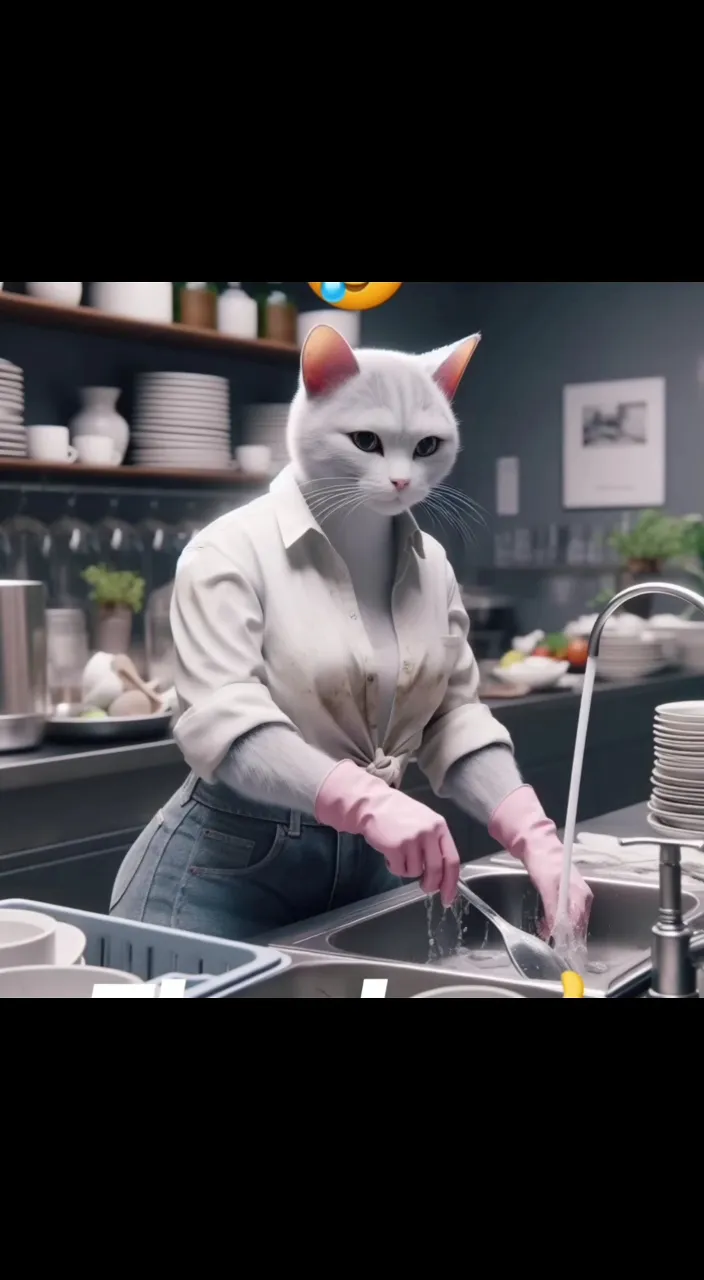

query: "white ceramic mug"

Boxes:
[75, 435, 120, 466]
[236, 445, 271, 475]
[297, 308, 361, 347]
[0, 965, 142, 998]
[26, 282, 83, 306]
[27, 426, 77, 464]
[0, 909, 57, 968]
[413, 986, 527, 998]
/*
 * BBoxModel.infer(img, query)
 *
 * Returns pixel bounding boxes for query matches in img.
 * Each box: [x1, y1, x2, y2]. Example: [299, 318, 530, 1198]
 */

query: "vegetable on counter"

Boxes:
[566, 638, 589, 669]
[499, 650, 525, 669]
[500, 629, 588, 672]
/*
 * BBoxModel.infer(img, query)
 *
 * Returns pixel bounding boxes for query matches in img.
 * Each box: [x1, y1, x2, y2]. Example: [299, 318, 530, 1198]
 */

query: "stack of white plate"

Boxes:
[242, 403, 289, 474]
[597, 632, 664, 682]
[649, 701, 704, 838]
[0, 358, 27, 456]
[133, 372, 232, 469]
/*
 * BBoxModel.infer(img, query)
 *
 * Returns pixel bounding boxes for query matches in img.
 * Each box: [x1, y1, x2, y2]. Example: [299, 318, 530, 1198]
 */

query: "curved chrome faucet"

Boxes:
[585, 582, 704, 998]
[588, 581, 704, 657]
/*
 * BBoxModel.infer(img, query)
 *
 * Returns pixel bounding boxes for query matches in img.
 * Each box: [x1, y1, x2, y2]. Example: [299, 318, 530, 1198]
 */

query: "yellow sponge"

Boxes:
[561, 972, 585, 998]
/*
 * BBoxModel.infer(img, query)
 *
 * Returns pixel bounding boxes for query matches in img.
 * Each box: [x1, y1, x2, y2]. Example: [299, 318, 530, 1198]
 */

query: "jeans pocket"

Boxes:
[190, 810, 287, 880]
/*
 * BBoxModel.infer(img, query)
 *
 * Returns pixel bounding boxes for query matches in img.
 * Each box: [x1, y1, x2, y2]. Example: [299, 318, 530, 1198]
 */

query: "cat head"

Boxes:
[286, 324, 480, 516]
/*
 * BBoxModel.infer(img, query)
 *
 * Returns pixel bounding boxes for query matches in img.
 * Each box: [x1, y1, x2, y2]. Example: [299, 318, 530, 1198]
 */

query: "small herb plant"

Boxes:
[82, 564, 145, 614]
[679, 514, 704, 566]
[608, 510, 686, 565]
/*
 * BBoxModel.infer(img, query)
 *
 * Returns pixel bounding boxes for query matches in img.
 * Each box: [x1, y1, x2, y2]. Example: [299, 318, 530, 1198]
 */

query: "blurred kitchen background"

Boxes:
[3, 280, 704, 911]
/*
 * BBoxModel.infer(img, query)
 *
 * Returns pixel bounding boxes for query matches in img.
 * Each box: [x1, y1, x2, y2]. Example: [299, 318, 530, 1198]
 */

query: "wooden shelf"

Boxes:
[0, 458, 267, 486]
[0, 292, 299, 363]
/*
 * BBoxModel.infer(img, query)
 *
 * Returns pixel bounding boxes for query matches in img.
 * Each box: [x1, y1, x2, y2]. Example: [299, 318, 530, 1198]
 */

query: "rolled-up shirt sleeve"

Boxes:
[415, 563, 514, 794]
[171, 539, 296, 781]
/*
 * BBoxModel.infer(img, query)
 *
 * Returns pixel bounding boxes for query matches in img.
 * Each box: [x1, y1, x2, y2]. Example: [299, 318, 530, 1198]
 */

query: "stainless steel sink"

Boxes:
[258, 857, 704, 997]
[224, 950, 571, 998]
[327, 870, 701, 978]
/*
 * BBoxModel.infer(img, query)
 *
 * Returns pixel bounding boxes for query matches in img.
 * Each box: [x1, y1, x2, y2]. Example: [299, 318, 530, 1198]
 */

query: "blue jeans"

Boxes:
[109, 773, 403, 941]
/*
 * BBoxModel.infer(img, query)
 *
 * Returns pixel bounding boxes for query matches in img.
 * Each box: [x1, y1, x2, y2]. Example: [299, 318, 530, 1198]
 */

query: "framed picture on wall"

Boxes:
[563, 376, 666, 509]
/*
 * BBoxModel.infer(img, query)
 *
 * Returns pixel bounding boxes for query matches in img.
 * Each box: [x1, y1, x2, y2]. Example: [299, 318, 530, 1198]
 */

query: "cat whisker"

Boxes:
[299, 475, 362, 488]
[309, 491, 369, 523]
[434, 485, 488, 530]
[316, 494, 371, 526]
[422, 493, 480, 549]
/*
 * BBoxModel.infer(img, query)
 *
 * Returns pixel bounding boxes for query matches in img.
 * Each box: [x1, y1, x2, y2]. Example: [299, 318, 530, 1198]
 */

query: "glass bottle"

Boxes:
[178, 282, 217, 330]
[265, 286, 297, 344]
[217, 283, 258, 339]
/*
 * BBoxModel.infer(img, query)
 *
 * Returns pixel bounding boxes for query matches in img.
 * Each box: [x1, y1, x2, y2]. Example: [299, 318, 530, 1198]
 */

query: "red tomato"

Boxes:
[534, 645, 551, 657]
[567, 638, 589, 669]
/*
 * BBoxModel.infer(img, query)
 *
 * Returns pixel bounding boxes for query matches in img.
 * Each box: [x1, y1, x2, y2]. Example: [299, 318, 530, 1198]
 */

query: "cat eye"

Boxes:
[414, 437, 440, 458]
[350, 432, 383, 454]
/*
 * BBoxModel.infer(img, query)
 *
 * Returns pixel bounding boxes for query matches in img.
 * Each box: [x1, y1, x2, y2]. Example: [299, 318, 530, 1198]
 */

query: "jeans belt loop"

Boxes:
[287, 810, 302, 838]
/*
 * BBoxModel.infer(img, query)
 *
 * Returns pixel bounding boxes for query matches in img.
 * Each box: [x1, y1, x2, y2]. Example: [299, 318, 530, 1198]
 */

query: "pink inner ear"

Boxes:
[433, 333, 481, 402]
[302, 325, 359, 399]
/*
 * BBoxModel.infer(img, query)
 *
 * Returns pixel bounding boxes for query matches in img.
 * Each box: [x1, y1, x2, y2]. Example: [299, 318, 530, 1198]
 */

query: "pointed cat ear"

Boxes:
[301, 325, 360, 399]
[431, 333, 482, 403]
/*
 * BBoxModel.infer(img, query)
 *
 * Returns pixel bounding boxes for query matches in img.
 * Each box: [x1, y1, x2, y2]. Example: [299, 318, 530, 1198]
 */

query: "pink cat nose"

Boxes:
[391, 479, 411, 491]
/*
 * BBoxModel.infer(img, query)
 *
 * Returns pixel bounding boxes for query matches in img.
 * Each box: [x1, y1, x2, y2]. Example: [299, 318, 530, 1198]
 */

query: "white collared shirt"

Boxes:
[171, 466, 512, 792]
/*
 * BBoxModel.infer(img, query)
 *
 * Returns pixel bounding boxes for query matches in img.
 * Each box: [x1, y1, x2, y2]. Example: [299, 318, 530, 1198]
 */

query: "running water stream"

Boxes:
[552, 655, 597, 969]
[556, 656, 597, 925]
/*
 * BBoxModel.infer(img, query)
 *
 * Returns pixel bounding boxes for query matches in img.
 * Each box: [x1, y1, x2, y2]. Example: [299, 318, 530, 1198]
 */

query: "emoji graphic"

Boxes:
[308, 282, 403, 311]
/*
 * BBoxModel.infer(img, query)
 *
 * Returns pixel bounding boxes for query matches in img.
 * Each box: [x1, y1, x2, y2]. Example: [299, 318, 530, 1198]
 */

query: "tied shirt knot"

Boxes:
[366, 748, 405, 790]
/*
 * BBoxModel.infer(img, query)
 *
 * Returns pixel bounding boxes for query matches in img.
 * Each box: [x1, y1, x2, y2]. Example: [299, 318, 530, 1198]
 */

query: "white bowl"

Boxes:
[413, 986, 526, 998]
[493, 660, 569, 691]
[0, 910, 56, 968]
[0, 965, 142, 998]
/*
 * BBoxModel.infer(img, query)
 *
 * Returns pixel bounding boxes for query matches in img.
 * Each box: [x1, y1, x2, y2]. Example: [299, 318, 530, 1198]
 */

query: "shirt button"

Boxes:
[350, 613, 358, 620]
[367, 675, 375, 684]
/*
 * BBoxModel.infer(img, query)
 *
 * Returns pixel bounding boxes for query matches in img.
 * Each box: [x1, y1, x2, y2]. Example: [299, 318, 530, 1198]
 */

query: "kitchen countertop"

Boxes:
[0, 736, 181, 791]
[483, 668, 703, 710]
[0, 669, 700, 793]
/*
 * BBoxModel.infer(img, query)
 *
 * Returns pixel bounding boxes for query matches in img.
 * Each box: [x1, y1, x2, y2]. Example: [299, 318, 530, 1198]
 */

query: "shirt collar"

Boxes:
[270, 465, 425, 558]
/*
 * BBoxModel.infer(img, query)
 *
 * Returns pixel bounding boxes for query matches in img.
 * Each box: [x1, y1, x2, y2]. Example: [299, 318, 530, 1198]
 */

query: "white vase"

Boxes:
[91, 283, 172, 324]
[70, 388, 130, 463]
[27, 282, 83, 305]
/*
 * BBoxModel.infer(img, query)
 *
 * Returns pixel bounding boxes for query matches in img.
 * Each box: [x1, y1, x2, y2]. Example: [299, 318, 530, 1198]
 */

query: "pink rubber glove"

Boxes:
[316, 760, 460, 907]
[489, 785, 593, 938]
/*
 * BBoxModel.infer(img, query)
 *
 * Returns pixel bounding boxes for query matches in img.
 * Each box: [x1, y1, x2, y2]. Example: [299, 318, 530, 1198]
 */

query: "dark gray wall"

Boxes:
[413, 281, 704, 630]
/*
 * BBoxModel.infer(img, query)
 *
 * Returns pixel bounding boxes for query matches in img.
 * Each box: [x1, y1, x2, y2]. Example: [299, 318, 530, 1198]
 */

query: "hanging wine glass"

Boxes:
[2, 492, 52, 588]
[49, 497, 99, 607]
[94, 496, 144, 573]
[137, 498, 179, 597]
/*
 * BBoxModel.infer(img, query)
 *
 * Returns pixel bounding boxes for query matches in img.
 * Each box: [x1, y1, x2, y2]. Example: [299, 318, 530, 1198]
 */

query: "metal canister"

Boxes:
[0, 580, 47, 752]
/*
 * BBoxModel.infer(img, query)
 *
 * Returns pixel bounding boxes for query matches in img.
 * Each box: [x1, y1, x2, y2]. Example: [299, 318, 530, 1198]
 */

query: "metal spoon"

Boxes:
[457, 880, 568, 984]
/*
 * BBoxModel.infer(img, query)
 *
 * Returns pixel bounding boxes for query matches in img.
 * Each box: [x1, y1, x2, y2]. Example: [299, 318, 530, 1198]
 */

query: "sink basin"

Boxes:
[327, 870, 700, 977]
[225, 952, 568, 998]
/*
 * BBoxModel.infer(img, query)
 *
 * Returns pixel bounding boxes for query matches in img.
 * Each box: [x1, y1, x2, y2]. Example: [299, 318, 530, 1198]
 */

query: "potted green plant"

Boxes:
[608, 510, 686, 616]
[82, 564, 145, 655]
